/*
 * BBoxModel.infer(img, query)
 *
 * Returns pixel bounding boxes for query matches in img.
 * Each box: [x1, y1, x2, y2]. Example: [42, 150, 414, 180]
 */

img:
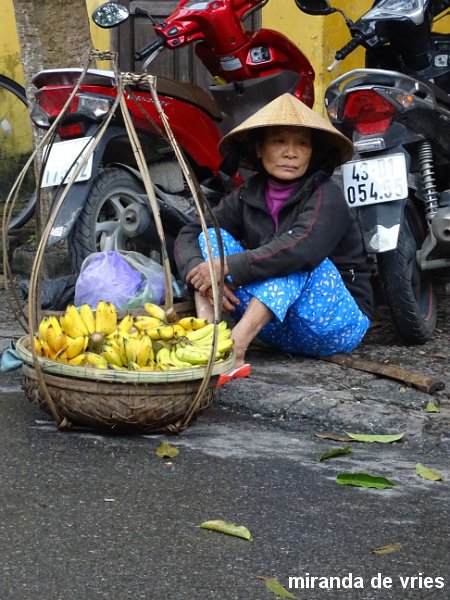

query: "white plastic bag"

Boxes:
[118, 251, 166, 309]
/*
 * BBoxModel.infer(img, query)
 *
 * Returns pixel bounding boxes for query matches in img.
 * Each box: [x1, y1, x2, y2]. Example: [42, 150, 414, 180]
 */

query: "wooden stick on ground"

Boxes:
[322, 354, 445, 395]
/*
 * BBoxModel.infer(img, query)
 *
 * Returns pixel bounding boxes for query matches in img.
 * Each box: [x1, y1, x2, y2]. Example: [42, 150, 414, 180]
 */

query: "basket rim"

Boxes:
[17, 335, 235, 384]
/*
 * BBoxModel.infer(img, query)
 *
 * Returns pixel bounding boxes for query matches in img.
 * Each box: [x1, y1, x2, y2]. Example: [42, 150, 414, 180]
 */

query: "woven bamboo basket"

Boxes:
[17, 336, 235, 433]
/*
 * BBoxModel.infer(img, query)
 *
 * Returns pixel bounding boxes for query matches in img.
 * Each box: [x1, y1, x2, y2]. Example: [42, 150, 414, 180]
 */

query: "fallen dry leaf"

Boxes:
[416, 463, 443, 481]
[318, 446, 352, 462]
[155, 441, 179, 459]
[199, 519, 253, 541]
[257, 576, 297, 599]
[372, 542, 402, 554]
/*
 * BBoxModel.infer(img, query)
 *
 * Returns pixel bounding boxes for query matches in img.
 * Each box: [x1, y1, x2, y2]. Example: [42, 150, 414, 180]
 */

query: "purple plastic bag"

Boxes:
[74, 251, 144, 308]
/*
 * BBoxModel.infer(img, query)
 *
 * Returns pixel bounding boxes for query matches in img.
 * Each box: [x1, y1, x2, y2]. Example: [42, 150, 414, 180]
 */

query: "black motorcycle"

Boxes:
[296, 0, 450, 344]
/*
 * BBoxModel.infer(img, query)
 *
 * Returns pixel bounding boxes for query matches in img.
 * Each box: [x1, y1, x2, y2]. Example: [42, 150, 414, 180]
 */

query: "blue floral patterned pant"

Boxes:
[199, 228, 370, 357]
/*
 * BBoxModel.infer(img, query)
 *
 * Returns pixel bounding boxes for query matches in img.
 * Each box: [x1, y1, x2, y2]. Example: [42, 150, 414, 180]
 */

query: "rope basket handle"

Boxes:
[4, 50, 227, 432]
[29, 51, 127, 428]
[2, 49, 114, 332]
[2, 49, 120, 427]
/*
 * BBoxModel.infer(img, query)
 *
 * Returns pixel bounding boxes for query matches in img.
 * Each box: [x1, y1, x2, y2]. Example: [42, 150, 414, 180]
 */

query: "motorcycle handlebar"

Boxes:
[134, 37, 165, 62]
[335, 36, 362, 62]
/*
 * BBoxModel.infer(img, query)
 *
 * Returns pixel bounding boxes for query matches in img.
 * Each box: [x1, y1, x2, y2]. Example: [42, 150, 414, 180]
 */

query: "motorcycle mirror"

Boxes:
[92, 2, 130, 28]
[294, 0, 336, 16]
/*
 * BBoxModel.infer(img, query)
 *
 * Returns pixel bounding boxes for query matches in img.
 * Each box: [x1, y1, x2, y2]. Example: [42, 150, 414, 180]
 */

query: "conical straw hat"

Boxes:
[219, 93, 353, 166]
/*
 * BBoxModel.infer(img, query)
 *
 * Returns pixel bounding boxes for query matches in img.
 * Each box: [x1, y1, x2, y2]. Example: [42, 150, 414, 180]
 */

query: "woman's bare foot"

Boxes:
[230, 332, 247, 368]
[216, 298, 272, 387]
[230, 297, 274, 367]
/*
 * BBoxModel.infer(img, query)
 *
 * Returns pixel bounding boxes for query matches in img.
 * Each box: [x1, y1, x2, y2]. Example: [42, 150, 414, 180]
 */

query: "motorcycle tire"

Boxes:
[377, 200, 436, 344]
[69, 167, 147, 272]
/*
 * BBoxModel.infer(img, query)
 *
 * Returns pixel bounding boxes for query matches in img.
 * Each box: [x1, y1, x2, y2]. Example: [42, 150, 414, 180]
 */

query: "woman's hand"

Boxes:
[187, 258, 229, 294]
[187, 260, 240, 312]
[207, 282, 240, 313]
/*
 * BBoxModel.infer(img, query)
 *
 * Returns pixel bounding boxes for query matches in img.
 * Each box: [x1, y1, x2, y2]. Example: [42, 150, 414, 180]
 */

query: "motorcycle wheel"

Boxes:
[68, 167, 146, 272]
[377, 200, 436, 344]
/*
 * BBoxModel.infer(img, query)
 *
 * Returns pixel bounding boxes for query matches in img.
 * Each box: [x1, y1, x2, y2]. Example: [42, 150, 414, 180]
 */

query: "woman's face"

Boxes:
[256, 126, 312, 181]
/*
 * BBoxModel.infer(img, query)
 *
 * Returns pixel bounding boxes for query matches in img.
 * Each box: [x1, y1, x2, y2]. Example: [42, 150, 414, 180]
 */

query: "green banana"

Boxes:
[169, 347, 194, 369]
[156, 346, 173, 368]
[175, 344, 221, 365]
[184, 321, 228, 343]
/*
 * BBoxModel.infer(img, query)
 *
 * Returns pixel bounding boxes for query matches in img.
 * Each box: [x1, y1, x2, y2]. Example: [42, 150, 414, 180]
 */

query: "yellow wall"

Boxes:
[2, 2, 25, 85]
[263, 1, 372, 114]
[86, 0, 113, 70]
[3, 0, 450, 111]
[1, 0, 111, 83]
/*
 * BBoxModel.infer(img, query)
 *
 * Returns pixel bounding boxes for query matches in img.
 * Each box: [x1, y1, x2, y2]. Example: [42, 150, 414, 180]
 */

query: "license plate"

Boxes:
[41, 137, 94, 188]
[342, 153, 408, 208]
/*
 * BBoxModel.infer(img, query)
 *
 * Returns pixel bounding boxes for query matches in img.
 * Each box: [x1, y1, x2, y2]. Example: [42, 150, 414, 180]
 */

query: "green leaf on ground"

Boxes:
[199, 520, 253, 541]
[155, 441, 179, 459]
[372, 542, 403, 554]
[425, 401, 440, 413]
[257, 576, 297, 599]
[415, 463, 443, 481]
[318, 445, 352, 462]
[345, 432, 405, 443]
[336, 472, 397, 489]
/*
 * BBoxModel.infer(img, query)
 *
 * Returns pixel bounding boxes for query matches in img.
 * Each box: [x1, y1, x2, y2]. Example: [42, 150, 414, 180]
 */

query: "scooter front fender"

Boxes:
[357, 198, 406, 253]
[8, 178, 96, 239]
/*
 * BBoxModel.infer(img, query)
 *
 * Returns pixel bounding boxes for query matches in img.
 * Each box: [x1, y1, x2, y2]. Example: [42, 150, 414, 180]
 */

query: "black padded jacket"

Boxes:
[174, 170, 373, 319]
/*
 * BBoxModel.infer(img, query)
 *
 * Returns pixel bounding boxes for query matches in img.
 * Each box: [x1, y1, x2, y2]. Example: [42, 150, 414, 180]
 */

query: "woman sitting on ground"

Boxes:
[174, 93, 373, 379]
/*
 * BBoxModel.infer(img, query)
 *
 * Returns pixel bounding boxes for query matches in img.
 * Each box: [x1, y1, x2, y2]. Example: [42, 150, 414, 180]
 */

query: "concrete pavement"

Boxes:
[0, 371, 448, 599]
[0, 284, 449, 599]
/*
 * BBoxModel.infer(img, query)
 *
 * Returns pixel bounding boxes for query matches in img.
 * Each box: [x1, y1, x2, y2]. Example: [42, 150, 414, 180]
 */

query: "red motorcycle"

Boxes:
[21, 0, 315, 275]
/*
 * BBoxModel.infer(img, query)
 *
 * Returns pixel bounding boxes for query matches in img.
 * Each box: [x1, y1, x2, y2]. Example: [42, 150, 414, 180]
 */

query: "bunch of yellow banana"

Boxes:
[118, 314, 134, 333]
[85, 352, 108, 369]
[36, 315, 63, 358]
[134, 314, 209, 340]
[34, 302, 232, 372]
[124, 335, 155, 369]
[149, 323, 188, 341]
[133, 315, 164, 333]
[60, 304, 89, 339]
[34, 313, 88, 362]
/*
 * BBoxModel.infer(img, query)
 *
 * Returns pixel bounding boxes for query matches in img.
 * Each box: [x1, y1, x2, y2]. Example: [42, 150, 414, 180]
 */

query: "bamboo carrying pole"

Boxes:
[119, 73, 226, 431]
